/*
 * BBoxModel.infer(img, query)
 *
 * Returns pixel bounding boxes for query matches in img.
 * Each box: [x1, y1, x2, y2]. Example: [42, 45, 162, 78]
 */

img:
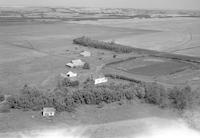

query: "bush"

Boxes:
[7, 85, 49, 111]
[168, 85, 200, 110]
[7, 85, 75, 112]
[59, 78, 79, 88]
[0, 92, 4, 102]
[7, 78, 200, 113]
[143, 82, 169, 108]
[82, 62, 90, 70]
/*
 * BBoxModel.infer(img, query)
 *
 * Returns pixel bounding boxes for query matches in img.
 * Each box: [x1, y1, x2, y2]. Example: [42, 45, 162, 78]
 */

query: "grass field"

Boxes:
[128, 60, 190, 76]
[1, 16, 200, 137]
[74, 18, 200, 57]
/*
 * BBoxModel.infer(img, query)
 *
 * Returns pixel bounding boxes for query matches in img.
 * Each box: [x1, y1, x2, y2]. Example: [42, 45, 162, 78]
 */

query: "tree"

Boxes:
[83, 62, 90, 70]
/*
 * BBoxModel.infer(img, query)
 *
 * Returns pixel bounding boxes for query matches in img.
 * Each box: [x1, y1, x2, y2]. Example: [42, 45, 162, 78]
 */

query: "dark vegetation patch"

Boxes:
[128, 61, 189, 76]
[0, 92, 4, 102]
[82, 62, 90, 70]
[5, 75, 200, 113]
[73, 36, 134, 53]
[105, 74, 142, 83]
[7, 82, 145, 112]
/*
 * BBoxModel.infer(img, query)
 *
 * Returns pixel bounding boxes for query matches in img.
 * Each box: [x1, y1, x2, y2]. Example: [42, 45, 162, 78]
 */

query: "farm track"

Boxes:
[5, 41, 69, 58]
[169, 30, 194, 53]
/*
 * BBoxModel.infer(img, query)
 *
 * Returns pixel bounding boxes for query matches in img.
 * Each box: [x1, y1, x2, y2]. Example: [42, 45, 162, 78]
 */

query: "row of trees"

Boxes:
[7, 82, 144, 112]
[73, 36, 134, 53]
[5, 77, 200, 112]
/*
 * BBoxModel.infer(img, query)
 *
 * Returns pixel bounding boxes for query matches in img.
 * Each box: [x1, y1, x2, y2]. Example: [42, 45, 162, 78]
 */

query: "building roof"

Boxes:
[67, 71, 77, 77]
[66, 63, 74, 68]
[94, 77, 108, 85]
[72, 59, 85, 66]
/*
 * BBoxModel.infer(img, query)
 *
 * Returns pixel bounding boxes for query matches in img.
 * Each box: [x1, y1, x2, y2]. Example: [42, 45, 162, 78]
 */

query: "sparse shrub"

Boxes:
[82, 62, 90, 70]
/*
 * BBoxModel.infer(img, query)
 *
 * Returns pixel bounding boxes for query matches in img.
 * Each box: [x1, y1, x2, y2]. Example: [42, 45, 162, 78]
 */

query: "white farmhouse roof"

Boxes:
[94, 77, 108, 85]
[66, 59, 85, 68]
[66, 63, 74, 68]
[67, 71, 77, 77]
[71, 59, 85, 66]
[80, 51, 91, 57]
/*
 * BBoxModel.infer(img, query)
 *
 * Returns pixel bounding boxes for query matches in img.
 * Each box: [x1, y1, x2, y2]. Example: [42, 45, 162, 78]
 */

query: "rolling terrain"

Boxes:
[0, 7, 200, 138]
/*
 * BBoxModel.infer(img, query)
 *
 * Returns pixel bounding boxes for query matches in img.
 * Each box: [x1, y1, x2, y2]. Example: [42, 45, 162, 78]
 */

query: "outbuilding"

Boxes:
[80, 51, 91, 57]
[66, 59, 85, 68]
[94, 77, 108, 85]
[42, 107, 56, 117]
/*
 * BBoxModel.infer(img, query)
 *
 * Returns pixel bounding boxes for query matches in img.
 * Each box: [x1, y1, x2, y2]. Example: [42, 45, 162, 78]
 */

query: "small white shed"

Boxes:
[94, 77, 108, 85]
[42, 107, 56, 117]
[80, 51, 91, 57]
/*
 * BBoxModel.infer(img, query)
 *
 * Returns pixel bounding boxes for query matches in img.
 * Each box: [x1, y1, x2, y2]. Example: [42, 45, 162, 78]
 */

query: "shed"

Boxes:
[80, 51, 91, 57]
[94, 77, 108, 85]
[42, 107, 56, 117]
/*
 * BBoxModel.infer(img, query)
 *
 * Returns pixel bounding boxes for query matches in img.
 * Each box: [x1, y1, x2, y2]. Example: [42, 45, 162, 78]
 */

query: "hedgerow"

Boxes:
[6, 77, 200, 112]
[73, 36, 134, 53]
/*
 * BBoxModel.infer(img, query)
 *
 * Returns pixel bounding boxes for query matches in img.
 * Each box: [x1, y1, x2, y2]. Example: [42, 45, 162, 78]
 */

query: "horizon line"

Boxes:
[0, 6, 199, 11]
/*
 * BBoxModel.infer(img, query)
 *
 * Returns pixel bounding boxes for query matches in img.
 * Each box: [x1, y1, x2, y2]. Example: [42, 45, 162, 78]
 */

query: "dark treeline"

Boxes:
[73, 36, 134, 53]
[5, 77, 200, 112]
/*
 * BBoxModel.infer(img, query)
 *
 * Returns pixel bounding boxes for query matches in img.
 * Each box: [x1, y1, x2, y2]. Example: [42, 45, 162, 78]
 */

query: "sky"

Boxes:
[0, 0, 200, 10]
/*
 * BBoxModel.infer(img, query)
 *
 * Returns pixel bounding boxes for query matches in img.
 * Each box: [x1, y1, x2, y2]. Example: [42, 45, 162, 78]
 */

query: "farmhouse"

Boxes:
[66, 63, 74, 68]
[60, 71, 77, 78]
[42, 107, 56, 117]
[80, 51, 91, 57]
[72, 59, 85, 66]
[66, 59, 85, 68]
[66, 71, 77, 77]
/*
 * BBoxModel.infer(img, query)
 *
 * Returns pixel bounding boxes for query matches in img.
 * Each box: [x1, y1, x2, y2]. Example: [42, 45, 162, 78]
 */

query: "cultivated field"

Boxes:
[1, 10, 200, 137]
[73, 17, 200, 57]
